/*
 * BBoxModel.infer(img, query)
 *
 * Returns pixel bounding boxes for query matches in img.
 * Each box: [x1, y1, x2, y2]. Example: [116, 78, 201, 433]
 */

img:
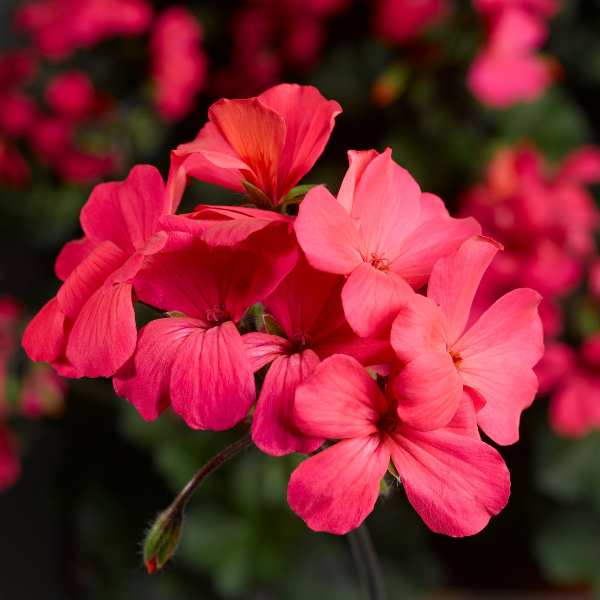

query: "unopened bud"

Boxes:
[144, 506, 183, 574]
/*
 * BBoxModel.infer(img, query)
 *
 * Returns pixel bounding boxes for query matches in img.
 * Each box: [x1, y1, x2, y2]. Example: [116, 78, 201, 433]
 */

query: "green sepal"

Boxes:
[388, 460, 400, 480]
[144, 506, 183, 574]
[263, 315, 288, 340]
[166, 311, 187, 318]
[284, 184, 322, 201]
[241, 180, 274, 211]
[379, 478, 389, 495]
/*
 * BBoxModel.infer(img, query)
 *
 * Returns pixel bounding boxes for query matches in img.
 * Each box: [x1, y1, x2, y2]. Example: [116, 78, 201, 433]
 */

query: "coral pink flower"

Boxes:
[14, 0, 153, 60]
[467, 7, 554, 108]
[23, 165, 172, 378]
[149, 6, 208, 122]
[166, 84, 342, 211]
[372, 0, 450, 44]
[243, 250, 393, 456]
[113, 225, 297, 431]
[45, 70, 96, 123]
[288, 354, 510, 536]
[295, 148, 480, 339]
[391, 236, 544, 445]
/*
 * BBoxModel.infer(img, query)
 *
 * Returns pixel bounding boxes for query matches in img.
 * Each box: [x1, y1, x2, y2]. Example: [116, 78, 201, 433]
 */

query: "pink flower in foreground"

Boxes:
[243, 250, 393, 456]
[288, 354, 510, 536]
[114, 225, 298, 431]
[295, 148, 480, 339]
[149, 6, 208, 122]
[166, 84, 342, 211]
[23, 165, 172, 378]
[372, 0, 450, 44]
[391, 236, 544, 445]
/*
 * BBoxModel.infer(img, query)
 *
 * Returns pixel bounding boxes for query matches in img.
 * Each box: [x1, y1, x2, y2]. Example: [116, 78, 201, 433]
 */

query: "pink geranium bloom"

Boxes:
[113, 225, 297, 431]
[372, 0, 450, 44]
[149, 6, 208, 122]
[391, 236, 544, 445]
[467, 7, 554, 108]
[243, 250, 392, 456]
[295, 148, 480, 339]
[0, 49, 38, 90]
[45, 70, 96, 123]
[23, 165, 172, 378]
[0, 91, 37, 138]
[166, 84, 342, 211]
[288, 354, 510, 536]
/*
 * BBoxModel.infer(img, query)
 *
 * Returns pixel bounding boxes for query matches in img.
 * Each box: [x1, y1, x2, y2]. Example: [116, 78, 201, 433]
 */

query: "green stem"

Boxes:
[347, 522, 387, 600]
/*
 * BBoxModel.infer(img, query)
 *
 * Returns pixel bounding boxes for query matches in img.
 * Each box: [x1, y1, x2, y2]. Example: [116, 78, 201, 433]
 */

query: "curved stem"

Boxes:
[347, 522, 387, 600]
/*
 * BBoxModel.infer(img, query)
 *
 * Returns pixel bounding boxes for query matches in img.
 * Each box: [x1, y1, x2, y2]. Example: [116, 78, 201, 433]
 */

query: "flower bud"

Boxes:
[143, 506, 183, 574]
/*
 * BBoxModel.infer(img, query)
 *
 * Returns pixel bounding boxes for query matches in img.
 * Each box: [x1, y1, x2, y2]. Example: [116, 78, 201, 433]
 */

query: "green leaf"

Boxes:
[263, 315, 288, 339]
[166, 311, 187, 318]
[284, 184, 322, 201]
[241, 180, 274, 211]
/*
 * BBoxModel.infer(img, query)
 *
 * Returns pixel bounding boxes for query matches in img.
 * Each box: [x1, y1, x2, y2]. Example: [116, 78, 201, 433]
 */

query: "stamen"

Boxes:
[206, 305, 227, 325]
[378, 408, 401, 433]
[449, 349, 463, 368]
[291, 329, 312, 352]
[370, 253, 390, 271]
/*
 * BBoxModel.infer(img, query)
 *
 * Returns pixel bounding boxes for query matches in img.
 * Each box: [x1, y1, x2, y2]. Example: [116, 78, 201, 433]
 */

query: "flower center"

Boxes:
[206, 305, 229, 326]
[378, 407, 401, 433]
[370, 253, 390, 271]
[449, 349, 463, 368]
[291, 328, 312, 353]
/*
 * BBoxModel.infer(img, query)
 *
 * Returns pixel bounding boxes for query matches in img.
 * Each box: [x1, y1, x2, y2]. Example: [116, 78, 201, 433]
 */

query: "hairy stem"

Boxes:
[347, 522, 387, 600]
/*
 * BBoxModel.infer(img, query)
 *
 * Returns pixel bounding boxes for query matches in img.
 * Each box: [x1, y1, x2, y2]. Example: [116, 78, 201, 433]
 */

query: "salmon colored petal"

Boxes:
[295, 185, 365, 275]
[242, 332, 291, 372]
[391, 294, 450, 364]
[80, 165, 167, 254]
[342, 264, 414, 340]
[55, 235, 96, 281]
[455, 288, 544, 367]
[461, 356, 538, 445]
[170, 321, 255, 431]
[390, 193, 482, 289]
[258, 84, 342, 198]
[428, 236, 502, 347]
[352, 148, 421, 260]
[57, 241, 128, 320]
[440, 388, 481, 440]
[113, 317, 201, 421]
[394, 351, 463, 431]
[209, 97, 286, 204]
[294, 354, 386, 439]
[252, 350, 323, 456]
[389, 428, 510, 537]
[66, 284, 137, 378]
[337, 149, 379, 214]
[287, 434, 390, 534]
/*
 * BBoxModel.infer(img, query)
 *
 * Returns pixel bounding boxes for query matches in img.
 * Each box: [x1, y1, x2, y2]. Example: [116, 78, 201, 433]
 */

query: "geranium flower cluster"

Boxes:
[461, 143, 600, 438]
[23, 84, 544, 537]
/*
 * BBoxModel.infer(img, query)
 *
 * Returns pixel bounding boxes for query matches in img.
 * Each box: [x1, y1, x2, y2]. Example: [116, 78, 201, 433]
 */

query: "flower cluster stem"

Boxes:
[347, 522, 387, 600]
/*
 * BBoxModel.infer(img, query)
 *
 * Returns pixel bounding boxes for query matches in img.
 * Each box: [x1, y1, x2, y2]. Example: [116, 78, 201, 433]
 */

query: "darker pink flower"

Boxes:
[149, 6, 208, 122]
[0, 140, 30, 187]
[113, 225, 298, 431]
[166, 84, 342, 211]
[243, 250, 393, 456]
[288, 354, 510, 536]
[23, 165, 172, 378]
[45, 70, 96, 123]
[391, 236, 544, 445]
[295, 148, 480, 339]
[0, 424, 20, 493]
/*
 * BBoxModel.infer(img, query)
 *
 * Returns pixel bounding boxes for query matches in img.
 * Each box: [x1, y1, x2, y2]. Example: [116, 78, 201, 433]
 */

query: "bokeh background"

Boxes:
[2, 0, 600, 598]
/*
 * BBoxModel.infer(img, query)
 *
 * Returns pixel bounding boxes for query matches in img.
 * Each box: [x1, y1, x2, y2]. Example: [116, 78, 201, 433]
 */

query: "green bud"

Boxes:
[144, 506, 183, 574]
[263, 315, 288, 339]
[241, 180, 274, 211]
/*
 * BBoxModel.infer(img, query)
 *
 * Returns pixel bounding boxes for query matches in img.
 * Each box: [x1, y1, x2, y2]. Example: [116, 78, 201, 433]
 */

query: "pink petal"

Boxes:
[55, 235, 96, 281]
[22, 297, 67, 365]
[456, 288, 544, 367]
[57, 241, 128, 321]
[287, 434, 390, 534]
[243, 332, 292, 371]
[170, 321, 255, 430]
[294, 354, 386, 439]
[390, 293, 450, 364]
[460, 356, 539, 445]
[534, 341, 575, 395]
[394, 351, 463, 431]
[258, 83, 342, 198]
[252, 350, 323, 456]
[342, 264, 414, 340]
[428, 236, 502, 347]
[390, 193, 481, 289]
[66, 284, 137, 378]
[295, 185, 365, 275]
[351, 148, 421, 261]
[114, 317, 200, 421]
[209, 97, 286, 204]
[559, 145, 600, 184]
[80, 164, 167, 254]
[389, 428, 510, 537]
[337, 149, 380, 214]
[440, 388, 481, 440]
